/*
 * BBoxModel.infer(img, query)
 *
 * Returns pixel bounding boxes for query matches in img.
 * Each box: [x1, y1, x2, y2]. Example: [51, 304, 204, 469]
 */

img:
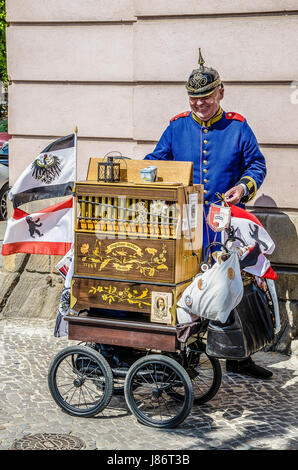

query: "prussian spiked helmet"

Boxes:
[186, 49, 221, 98]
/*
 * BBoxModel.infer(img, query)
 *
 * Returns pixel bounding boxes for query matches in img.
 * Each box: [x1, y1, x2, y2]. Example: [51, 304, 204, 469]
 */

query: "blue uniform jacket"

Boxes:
[144, 109, 266, 252]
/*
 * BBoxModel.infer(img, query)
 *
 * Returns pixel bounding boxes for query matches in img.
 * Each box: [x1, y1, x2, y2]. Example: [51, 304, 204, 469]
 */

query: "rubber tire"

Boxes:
[48, 345, 114, 417]
[0, 182, 8, 221]
[124, 354, 193, 428]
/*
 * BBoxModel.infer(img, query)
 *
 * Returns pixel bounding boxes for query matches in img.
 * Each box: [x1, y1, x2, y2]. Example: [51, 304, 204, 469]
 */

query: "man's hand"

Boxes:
[224, 185, 245, 205]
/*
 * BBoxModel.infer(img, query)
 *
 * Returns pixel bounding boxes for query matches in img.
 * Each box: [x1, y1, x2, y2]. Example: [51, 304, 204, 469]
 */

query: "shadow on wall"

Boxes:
[253, 194, 277, 208]
[250, 194, 298, 352]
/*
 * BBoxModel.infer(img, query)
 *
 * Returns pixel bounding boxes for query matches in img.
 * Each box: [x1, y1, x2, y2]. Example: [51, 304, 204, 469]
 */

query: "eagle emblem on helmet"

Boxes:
[31, 153, 62, 184]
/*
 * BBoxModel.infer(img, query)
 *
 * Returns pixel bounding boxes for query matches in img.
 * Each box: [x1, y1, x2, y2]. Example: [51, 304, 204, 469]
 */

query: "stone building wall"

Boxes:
[3, 1, 298, 350]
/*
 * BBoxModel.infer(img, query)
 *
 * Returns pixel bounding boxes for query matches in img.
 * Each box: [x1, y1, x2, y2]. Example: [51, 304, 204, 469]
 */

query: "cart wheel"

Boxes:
[174, 343, 222, 405]
[48, 345, 114, 417]
[191, 351, 222, 405]
[124, 354, 193, 428]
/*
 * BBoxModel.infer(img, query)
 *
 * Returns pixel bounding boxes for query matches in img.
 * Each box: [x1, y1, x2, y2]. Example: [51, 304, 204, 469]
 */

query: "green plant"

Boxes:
[0, 0, 8, 84]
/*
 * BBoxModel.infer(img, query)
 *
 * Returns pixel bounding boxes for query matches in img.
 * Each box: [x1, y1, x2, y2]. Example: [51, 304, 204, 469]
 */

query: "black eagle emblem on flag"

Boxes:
[31, 153, 62, 184]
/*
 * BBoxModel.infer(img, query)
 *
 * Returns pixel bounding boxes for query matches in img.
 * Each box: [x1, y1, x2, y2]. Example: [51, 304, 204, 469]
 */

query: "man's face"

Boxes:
[189, 86, 224, 122]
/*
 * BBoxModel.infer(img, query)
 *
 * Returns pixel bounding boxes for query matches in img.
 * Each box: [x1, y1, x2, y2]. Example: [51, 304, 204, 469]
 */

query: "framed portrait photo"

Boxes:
[150, 291, 173, 324]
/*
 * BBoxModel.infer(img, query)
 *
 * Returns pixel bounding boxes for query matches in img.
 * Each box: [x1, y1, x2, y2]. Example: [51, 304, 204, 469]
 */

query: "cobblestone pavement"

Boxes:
[0, 318, 297, 451]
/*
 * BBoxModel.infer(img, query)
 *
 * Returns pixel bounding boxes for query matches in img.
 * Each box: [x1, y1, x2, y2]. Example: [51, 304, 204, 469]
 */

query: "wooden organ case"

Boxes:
[68, 158, 203, 351]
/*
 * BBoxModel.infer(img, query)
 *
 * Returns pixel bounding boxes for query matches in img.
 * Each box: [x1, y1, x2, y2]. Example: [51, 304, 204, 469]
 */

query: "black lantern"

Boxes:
[97, 156, 121, 183]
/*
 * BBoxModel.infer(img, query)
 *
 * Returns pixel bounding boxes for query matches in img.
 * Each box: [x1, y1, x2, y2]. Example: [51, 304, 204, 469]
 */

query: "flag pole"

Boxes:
[72, 126, 78, 247]
[74, 126, 78, 181]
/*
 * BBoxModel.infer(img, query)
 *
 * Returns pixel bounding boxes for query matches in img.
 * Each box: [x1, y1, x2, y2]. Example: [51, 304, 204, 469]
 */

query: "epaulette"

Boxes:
[171, 111, 190, 122]
[225, 112, 245, 123]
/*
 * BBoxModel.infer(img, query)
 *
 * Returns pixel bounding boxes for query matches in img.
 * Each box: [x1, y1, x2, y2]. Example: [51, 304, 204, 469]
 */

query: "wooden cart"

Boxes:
[48, 158, 222, 428]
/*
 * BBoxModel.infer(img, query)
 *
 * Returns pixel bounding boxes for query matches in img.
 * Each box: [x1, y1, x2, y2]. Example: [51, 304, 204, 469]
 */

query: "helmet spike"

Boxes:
[198, 48, 205, 69]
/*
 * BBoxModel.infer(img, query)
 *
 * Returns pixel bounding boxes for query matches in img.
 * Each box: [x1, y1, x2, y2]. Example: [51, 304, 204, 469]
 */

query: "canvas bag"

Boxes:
[177, 250, 243, 323]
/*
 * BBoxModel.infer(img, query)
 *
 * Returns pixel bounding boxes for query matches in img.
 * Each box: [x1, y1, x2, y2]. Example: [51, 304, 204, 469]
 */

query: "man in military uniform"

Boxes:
[144, 50, 272, 380]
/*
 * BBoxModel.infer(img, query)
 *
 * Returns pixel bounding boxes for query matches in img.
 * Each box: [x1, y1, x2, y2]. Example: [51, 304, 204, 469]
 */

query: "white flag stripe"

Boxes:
[8, 133, 76, 208]
[3, 208, 73, 245]
[2, 198, 73, 256]
[9, 147, 75, 197]
[241, 251, 271, 277]
[230, 216, 275, 255]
